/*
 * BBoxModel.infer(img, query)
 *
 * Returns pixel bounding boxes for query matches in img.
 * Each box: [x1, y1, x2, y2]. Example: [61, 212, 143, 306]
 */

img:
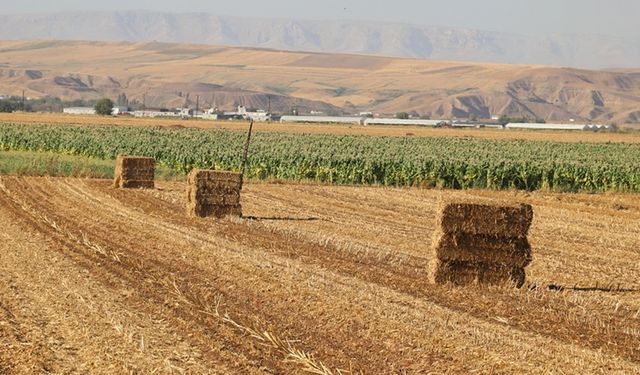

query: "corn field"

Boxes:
[1, 123, 639, 192]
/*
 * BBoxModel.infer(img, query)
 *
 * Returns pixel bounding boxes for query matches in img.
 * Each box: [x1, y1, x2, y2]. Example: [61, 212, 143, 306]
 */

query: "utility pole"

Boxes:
[195, 95, 199, 118]
[240, 120, 254, 177]
[21, 90, 25, 111]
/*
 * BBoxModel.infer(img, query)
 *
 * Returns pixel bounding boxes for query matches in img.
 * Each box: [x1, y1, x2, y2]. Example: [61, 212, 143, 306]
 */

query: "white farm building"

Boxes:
[364, 118, 450, 126]
[111, 106, 129, 115]
[63, 107, 96, 115]
[237, 106, 271, 122]
[505, 123, 590, 131]
[280, 115, 364, 125]
[133, 110, 180, 118]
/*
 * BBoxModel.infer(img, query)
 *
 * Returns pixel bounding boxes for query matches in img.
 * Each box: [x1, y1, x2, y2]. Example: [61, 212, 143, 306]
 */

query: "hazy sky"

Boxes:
[4, 0, 640, 38]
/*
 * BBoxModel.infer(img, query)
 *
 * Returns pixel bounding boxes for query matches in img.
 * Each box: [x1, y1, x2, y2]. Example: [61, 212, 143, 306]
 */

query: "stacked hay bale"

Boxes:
[187, 169, 243, 218]
[113, 155, 155, 189]
[431, 201, 533, 288]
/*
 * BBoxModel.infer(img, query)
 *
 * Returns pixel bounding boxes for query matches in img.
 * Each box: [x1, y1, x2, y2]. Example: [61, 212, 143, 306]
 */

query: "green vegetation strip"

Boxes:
[1, 123, 639, 192]
[0, 150, 114, 178]
[0, 150, 181, 180]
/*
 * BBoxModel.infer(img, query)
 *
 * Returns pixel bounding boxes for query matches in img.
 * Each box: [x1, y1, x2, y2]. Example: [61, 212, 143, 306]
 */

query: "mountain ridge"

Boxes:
[0, 11, 639, 69]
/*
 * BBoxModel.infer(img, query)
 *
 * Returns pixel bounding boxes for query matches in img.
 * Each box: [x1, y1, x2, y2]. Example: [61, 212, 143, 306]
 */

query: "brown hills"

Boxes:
[1, 39, 640, 123]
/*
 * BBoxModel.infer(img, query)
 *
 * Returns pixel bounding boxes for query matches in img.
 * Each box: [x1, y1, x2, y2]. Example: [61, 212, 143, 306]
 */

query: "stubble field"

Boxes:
[0, 176, 639, 374]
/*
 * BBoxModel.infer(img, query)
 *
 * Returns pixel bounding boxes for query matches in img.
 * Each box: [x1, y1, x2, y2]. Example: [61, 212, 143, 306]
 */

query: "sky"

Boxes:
[3, 0, 640, 38]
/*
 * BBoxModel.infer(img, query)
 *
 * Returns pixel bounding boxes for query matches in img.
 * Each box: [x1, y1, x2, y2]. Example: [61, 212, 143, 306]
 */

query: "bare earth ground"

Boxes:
[2, 112, 640, 143]
[0, 176, 639, 374]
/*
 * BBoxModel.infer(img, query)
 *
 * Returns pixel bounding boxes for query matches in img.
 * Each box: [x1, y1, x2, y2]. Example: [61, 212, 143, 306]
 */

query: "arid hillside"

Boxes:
[1, 40, 640, 123]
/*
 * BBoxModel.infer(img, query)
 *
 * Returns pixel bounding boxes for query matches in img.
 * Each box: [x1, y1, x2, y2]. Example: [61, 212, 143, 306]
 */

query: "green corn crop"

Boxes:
[1, 123, 638, 192]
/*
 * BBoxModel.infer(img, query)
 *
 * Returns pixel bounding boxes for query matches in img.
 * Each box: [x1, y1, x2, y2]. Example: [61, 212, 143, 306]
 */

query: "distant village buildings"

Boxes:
[128, 105, 271, 121]
[133, 109, 180, 118]
[237, 106, 271, 122]
[57, 101, 615, 132]
[63, 106, 128, 116]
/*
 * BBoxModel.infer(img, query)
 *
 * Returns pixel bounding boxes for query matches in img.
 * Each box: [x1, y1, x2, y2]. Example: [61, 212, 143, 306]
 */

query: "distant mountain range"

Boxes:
[2, 40, 640, 123]
[0, 11, 639, 69]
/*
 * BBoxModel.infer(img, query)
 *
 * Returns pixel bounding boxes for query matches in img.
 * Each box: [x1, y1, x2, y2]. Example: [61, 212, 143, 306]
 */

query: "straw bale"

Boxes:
[223, 193, 241, 205]
[190, 184, 241, 195]
[437, 201, 533, 237]
[186, 169, 243, 218]
[431, 260, 525, 288]
[188, 201, 242, 219]
[114, 155, 155, 189]
[188, 170, 243, 186]
[119, 180, 155, 189]
[433, 231, 532, 268]
[430, 259, 478, 286]
[479, 266, 526, 288]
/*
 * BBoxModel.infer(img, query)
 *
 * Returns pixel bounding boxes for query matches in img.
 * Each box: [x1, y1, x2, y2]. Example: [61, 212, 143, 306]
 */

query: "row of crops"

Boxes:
[1, 123, 639, 192]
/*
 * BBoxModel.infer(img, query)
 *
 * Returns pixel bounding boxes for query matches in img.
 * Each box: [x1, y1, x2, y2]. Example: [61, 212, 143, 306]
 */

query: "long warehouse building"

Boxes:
[505, 123, 589, 131]
[364, 118, 450, 126]
[280, 115, 364, 124]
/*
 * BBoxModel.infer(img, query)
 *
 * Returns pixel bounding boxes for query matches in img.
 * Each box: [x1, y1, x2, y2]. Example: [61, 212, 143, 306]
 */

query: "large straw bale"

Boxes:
[431, 260, 525, 288]
[430, 259, 478, 286]
[437, 201, 533, 237]
[188, 170, 243, 186]
[479, 266, 526, 288]
[430, 198, 534, 289]
[433, 231, 532, 268]
[114, 155, 155, 189]
[188, 202, 242, 219]
[187, 169, 243, 218]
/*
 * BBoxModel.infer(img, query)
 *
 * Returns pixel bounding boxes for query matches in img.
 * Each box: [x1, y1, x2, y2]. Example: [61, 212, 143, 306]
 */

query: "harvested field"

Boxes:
[0, 176, 639, 373]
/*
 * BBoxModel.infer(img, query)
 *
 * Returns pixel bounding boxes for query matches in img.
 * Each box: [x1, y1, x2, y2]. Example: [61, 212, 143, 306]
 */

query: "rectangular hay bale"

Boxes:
[187, 169, 243, 218]
[430, 260, 525, 288]
[430, 259, 478, 286]
[188, 202, 242, 219]
[437, 201, 533, 237]
[187, 170, 243, 186]
[433, 231, 532, 268]
[119, 180, 155, 189]
[114, 155, 155, 189]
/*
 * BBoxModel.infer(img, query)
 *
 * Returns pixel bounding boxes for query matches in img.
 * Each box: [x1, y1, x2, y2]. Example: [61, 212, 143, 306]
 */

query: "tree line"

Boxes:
[0, 93, 137, 115]
[0, 96, 102, 113]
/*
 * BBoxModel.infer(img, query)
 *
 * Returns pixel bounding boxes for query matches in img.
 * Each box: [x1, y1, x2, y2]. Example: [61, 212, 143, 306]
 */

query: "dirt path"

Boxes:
[1, 176, 639, 374]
